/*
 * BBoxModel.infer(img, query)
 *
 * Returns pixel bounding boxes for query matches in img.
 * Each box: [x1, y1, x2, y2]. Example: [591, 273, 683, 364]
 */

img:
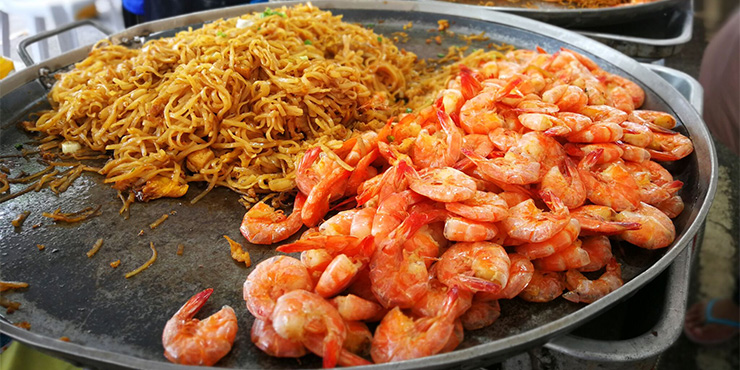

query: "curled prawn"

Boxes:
[408, 167, 477, 203]
[616, 202, 676, 249]
[518, 271, 565, 303]
[251, 318, 306, 358]
[563, 258, 623, 304]
[240, 193, 306, 245]
[538, 158, 587, 209]
[436, 242, 510, 293]
[243, 256, 313, 320]
[477, 253, 534, 300]
[162, 289, 238, 366]
[500, 191, 570, 243]
[371, 287, 461, 363]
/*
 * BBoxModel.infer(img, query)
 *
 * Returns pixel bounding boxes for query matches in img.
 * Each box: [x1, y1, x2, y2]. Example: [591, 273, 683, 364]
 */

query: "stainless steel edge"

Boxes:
[576, 0, 693, 48]
[17, 20, 113, 67]
[543, 241, 692, 362]
[0, 2, 718, 369]
[645, 64, 704, 114]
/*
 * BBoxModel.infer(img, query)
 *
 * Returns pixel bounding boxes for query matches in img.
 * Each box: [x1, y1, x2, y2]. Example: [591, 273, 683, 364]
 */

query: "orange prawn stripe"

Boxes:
[230, 46, 691, 367]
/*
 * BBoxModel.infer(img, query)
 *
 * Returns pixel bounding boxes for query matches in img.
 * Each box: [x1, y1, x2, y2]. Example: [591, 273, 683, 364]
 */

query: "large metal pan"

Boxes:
[0, 1, 716, 369]
[417, 0, 686, 28]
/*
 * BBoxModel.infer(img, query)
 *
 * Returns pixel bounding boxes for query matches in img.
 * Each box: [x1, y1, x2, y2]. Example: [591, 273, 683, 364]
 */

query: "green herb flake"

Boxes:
[437, 53, 445, 58]
[377, 36, 383, 43]
[262, 8, 286, 18]
[304, 39, 312, 45]
[298, 55, 309, 61]
[386, 135, 395, 142]
[14, 143, 23, 150]
[217, 31, 227, 38]
[366, 23, 375, 29]
[405, 108, 413, 113]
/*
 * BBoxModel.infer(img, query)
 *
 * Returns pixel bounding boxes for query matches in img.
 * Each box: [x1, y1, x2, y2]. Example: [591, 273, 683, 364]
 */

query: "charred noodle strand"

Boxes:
[7, 166, 53, 184]
[149, 214, 169, 229]
[0, 281, 29, 291]
[118, 190, 135, 218]
[124, 242, 158, 278]
[86, 238, 104, 258]
[42, 205, 102, 223]
[0, 174, 8, 193]
[27, 4, 423, 201]
[11, 211, 30, 227]
[224, 235, 251, 267]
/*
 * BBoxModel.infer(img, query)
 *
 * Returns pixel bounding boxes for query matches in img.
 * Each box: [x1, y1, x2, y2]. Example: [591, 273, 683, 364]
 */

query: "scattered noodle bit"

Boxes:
[177, 244, 184, 256]
[434, 35, 442, 45]
[170, 210, 177, 215]
[124, 242, 157, 278]
[224, 236, 251, 267]
[138, 230, 144, 236]
[14, 321, 31, 330]
[59, 337, 70, 342]
[42, 205, 102, 223]
[110, 260, 121, 268]
[11, 211, 30, 227]
[149, 214, 169, 229]
[36, 244, 45, 251]
[437, 19, 450, 32]
[0, 281, 29, 291]
[86, 238, 104, 258]
[403, 21, 413, 30]
[0, 297, 21, 314]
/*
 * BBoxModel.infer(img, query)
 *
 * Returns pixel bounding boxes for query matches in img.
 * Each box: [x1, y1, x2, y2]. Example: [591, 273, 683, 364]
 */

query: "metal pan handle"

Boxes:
[18, 19, 112, 67]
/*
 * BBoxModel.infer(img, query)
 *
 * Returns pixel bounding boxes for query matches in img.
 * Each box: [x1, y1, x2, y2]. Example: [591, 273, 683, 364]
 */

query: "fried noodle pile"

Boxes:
[27, 4, 422, 202]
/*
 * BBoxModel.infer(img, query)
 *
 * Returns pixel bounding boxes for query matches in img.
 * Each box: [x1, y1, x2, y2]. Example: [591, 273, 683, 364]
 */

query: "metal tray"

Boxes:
[573, 0, 693, 60]
[419, 0, 685, 28]
[0, 2, 716, 369]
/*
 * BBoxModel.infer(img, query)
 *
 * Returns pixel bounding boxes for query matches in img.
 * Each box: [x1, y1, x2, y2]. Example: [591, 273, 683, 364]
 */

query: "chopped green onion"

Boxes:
[298, 55, 309, 61]
[437, 53, 445, 58]
[217, 31, 227, 38]
[366, 23, 375, 29]
[386, 135, 395, 142]
[377, 36, 383, 43]
[405, 108, 413, 113]
[262, 8, 286, 18]
[304, 39, 312, 45]
[14, 143, 23, 150]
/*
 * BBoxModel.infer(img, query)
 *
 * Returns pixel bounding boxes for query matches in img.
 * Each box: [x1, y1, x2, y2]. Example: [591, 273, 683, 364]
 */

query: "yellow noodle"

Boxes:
[28, 4, 420, 201]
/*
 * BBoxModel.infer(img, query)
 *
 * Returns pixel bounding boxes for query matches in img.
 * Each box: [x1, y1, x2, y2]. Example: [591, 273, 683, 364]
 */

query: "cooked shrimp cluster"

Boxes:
[167, 47, 693, 367]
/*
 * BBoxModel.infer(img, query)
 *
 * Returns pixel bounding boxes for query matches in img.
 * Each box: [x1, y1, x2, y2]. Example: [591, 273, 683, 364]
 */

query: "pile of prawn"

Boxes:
[162, 47, 693, 367]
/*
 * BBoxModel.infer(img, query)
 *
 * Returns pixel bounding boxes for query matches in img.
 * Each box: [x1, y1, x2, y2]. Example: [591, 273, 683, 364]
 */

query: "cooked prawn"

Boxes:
[477, 253, 534, 300]
[162, 289, 238, 366]
[251, 318, 306, 358]
[443, 216, 499, 242]
[240, 193, 306, 245]
[616, 202, 676, 249]
[243, 256, 313, 320]
[578, 236, 613, 272]
[270, 289, 347, 368]
[515, 218, 580, 259]
[436, 242, 510, 293]
[571, 204, 641, 235]
[460, 299, 501, 331]
[646, 131, 694, 161]
[445, 190, 509, 222]
[518, 271, 565, 303]
[563, 258, 623, 304]
[408, 167, 477, 203]
[330, 294, 386, 322]
[578, 149, 641, 212]
[500, 191, 570, 243]
[371, 287, 460, 363]
[533, 239, 591, 272]
[538, 158, 587, 209]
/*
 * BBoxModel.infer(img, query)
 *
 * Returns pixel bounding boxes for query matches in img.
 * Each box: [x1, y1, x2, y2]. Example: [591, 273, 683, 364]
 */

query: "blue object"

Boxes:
[0, 333, 11, 350]
[705, 299, 740, 328]
[122, 0, 145, 15]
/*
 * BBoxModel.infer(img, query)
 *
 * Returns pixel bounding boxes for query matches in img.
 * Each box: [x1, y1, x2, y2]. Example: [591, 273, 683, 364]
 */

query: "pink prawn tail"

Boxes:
[453, 275, 502, 294]
[579, 148, 604, 171]
[665, 180, 684, 195]
[459, 64, 483, 101]
[441, 286, 461, 317]
[495, 76, 523, 101]
[437, 109, 457, 134]
[339, 350, 373, 367]
[539, 190, 568, 215]
[178, 288, 213, 320]
[322, 333, 341, 368]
